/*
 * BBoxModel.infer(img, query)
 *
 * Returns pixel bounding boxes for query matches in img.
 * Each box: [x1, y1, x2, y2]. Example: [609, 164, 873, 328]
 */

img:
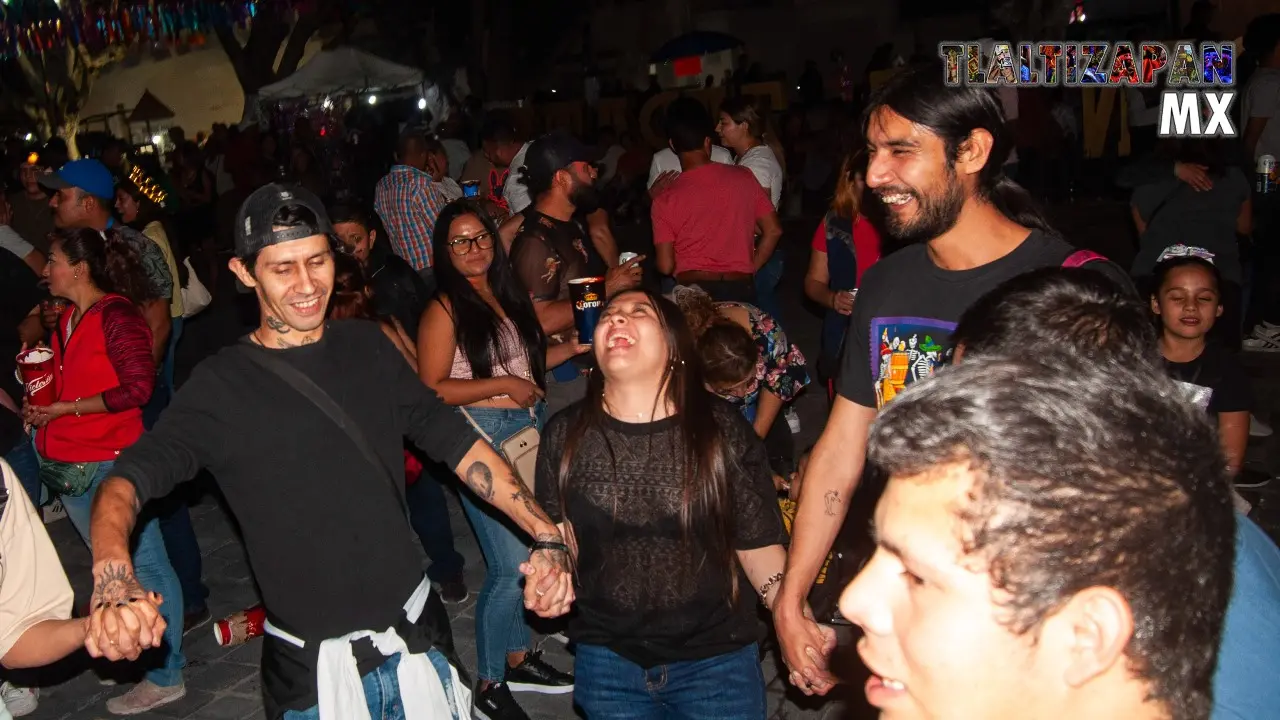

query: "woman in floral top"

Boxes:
[672, 285, 810, 442]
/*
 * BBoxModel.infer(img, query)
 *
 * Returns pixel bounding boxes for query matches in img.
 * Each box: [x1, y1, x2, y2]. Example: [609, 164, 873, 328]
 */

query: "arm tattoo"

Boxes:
[510, 476, 553, 524]
[464, 461, 494, 501]
[265, 315, 291, 334]
[92, 562, 147, 610]
[823, 490, 841, 517]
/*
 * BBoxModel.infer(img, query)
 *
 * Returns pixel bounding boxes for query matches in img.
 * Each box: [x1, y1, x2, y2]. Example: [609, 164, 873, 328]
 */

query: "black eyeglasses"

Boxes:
[448, 231, 495, 255]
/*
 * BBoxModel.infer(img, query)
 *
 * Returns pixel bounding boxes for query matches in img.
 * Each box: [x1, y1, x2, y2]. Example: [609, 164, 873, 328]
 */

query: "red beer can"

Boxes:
[213, 605, 267, 647]
[15, 347, 56, 406]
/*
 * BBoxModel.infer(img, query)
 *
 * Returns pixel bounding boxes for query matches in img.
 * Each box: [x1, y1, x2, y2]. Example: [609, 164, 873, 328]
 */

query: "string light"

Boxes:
[128, 164, 168, 208]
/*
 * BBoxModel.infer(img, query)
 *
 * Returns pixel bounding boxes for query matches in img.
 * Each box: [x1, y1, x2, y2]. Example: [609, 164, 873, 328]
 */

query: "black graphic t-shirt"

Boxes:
[837, 230, 1131, 409]
[1166, 344, 1250, 415]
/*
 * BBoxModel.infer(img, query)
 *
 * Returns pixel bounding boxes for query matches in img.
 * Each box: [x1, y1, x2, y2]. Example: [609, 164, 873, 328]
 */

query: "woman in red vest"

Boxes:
[23, 227, 187, 713]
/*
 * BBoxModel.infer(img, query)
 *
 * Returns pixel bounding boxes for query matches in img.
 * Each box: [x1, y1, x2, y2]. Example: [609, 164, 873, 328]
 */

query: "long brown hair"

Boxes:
[830, 150, 866, 220]
[556, 289, 740, 602]
[720, 95, 786, 175]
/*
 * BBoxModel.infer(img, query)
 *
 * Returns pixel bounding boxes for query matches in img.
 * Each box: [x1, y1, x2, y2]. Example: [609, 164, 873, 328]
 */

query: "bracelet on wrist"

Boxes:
[530, 540, 570, 555]
[758, 571, 785, 604]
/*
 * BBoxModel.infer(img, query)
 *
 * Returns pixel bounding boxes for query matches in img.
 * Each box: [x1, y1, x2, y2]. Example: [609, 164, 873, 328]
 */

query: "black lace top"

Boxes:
[535, 397, 787, 667]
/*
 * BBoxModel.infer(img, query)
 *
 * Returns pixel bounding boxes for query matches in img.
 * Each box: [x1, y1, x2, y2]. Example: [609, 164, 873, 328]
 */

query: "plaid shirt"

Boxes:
[374, 165, 448, 271]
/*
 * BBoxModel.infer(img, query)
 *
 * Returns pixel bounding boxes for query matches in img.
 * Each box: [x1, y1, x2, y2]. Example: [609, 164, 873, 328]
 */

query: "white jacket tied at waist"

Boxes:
[264, 577, 471, 719]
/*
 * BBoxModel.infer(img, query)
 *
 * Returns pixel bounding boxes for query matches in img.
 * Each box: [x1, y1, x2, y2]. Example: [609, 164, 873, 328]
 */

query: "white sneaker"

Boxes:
[1250, 414, 1273, 438]
[0, 683, 38, 717]
[785, 407, 801, 434]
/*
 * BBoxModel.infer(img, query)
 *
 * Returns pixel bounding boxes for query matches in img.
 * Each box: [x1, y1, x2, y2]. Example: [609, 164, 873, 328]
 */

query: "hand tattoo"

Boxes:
[464, 461, 494, 501]
[265, 315, 291, 334]
[823, 490, 841, 517]
[92, 562, 147, 610]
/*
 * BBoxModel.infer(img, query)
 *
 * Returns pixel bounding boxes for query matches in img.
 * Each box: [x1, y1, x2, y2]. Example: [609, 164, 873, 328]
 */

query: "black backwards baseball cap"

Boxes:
[234, 183, 334, 259]
[520, 129, 595, 193]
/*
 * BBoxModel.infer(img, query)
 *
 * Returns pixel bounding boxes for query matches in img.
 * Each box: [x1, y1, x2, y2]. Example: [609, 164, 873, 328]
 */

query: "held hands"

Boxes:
[520, 533, 576, 619]
[22, 398, 70, 428]
[774, 596, 839, 696]
[85, 561, 167, 662]
[604, 256, 645, 298]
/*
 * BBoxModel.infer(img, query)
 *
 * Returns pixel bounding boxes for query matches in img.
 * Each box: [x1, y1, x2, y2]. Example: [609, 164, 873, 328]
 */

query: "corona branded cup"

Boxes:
[568, 277, 605, 344]
[16, 347, 55, 406]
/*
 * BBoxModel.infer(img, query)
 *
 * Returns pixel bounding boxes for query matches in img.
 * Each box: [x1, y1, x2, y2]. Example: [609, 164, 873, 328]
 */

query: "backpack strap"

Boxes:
[1062, 249, 1106, 268]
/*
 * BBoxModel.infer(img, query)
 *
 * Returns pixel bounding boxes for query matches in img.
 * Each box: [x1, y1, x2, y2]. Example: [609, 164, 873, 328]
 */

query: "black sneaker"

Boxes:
[473, 682, 531, 720]
[506, 650, 574, 694]
[435, 578, 469, 604]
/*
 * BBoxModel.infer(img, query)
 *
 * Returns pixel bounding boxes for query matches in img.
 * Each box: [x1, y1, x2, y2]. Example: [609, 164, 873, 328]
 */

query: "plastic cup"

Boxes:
[15, 347, 56, 405]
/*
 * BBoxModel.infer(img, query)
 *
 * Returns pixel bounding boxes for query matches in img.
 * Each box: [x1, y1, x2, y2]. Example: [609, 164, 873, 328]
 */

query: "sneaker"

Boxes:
[106, 680, 186, 715]
[183, 606, 212, 636]
[1, 683, 38, 717]
[473, 682, 531, 720]
[505, 650, 574, 694]
[435, 578, 469, 604]
[785, 406, 801, 434]
[1250, 414, 1274, 439]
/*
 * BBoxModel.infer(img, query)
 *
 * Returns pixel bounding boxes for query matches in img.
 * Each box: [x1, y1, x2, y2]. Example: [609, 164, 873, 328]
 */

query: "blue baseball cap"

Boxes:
[39, 158, 115, 200]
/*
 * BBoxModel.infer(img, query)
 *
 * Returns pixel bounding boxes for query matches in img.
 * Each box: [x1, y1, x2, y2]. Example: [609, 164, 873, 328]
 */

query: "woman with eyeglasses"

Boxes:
[418, 198, 582, 717]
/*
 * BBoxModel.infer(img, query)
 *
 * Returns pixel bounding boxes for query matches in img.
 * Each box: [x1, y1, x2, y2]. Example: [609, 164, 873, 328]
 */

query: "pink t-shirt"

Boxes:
[651, 163, 774, 275]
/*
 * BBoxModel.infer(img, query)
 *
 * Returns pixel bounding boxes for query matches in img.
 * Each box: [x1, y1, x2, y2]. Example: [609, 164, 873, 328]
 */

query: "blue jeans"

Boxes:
[58, 459, 185, 688]
[284, 654, 406, 720]
[458, 404, 543, 682]
[282, 651, 465, 719]
[4, 436, 42, 508]
[754, 250, 784, 324]
[574, 642, 766, 719]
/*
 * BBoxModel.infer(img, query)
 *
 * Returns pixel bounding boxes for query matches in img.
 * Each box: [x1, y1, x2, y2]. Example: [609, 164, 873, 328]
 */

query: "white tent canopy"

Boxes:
[257, 47, 425, 100]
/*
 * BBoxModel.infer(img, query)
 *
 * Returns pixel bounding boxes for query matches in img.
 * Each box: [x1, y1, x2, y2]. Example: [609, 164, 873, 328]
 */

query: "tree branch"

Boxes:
[274, 10, 319, 82]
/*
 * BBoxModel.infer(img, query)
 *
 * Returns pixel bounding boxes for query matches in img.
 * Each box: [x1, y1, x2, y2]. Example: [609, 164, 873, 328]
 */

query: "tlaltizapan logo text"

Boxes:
[939, 41, 1236, 139]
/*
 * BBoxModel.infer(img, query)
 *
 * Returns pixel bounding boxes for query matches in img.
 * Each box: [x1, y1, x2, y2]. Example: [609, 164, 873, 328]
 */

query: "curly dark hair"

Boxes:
[868, 353, 1235, 720]
[54, 227, 157, 304]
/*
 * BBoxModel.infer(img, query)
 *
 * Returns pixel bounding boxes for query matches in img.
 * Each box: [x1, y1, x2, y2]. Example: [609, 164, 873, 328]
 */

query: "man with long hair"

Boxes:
[773, 66, 1130, 693]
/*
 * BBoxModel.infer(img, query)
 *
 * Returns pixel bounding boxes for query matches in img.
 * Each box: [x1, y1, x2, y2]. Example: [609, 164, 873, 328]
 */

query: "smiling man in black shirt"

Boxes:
[82, 185, 574, 719]
[772, 66, 1131, 696]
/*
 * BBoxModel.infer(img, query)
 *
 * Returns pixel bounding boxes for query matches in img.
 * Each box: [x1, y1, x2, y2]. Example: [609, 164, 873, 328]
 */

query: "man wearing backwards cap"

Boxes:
[40, 158, 174, 365]
[509, 130, 643, 414]
[84, 183, 575, 719]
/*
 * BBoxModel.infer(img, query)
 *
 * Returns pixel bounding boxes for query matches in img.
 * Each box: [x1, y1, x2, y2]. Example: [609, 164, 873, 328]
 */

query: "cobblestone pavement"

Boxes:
[13, 208, 1280, 719]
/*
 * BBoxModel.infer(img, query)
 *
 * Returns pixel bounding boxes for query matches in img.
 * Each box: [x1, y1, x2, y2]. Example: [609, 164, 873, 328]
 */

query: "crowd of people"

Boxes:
[0, 12, 1279, 720]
